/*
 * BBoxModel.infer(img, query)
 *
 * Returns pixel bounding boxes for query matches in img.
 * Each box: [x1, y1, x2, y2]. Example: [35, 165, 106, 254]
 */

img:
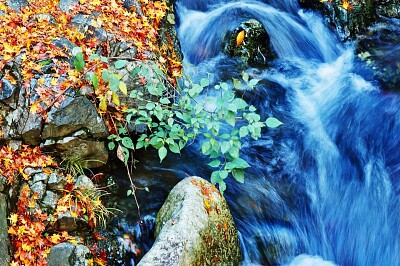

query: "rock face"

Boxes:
[138, 176, 242, 266]
[47, 242, 90, 266]
[0, 177, 10, 266]
[223, 19, 276, 66]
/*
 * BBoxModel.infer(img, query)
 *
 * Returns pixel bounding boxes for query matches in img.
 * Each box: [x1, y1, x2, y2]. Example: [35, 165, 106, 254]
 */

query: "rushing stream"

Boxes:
[171, 0, 400, 265]
[116, 0, 400, 265]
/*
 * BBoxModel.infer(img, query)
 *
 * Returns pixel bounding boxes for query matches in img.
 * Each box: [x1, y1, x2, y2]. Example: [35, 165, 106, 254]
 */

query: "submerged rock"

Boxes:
[139, 176, 242, 266]
[223, 19, 276, 66]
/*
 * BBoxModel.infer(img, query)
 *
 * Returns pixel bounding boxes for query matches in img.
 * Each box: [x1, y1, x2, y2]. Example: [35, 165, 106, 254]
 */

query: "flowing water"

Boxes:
[168, 0, 400, 265]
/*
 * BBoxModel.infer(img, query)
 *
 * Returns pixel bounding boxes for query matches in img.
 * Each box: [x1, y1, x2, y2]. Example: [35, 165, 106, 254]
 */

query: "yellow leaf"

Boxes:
[99, 95, 107, 111]
[51, 77, 58, 86]
[119, 81, 127, 95]
[112, 92, 120, 106]
[236, 30, 245, 47]
[50, 233, 61, 244]
[8, 213, 18, 226]
[30, 102, 40, 113]
[22, 243, 31, 252]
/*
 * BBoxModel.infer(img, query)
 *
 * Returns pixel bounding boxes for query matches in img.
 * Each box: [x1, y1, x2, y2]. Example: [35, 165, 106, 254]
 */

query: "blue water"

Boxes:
[174, 0, 400, 265]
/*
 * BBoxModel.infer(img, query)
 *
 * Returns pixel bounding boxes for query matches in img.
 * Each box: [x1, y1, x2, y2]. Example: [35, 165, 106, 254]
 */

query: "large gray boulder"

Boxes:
[47, 242, 90, 266]
[139, 176, 242, 266]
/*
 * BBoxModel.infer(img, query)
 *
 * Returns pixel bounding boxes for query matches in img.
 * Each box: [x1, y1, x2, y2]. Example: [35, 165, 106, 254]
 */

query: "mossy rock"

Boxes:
[223, 19, 276, 67]
[138, 176, 242, 266]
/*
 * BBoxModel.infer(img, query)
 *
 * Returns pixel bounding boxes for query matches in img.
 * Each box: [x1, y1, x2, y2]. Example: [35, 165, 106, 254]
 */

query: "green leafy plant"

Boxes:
[104, 60, 283, 193]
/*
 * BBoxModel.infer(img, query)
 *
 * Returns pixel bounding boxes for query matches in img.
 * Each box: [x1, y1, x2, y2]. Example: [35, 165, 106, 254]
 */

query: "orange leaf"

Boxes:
[236, 30, 245, 47]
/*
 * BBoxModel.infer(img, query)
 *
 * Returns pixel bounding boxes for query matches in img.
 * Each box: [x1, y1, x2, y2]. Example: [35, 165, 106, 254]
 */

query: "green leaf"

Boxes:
[122, 137, 134, 149]
[219, 180, 226, 194]
[158, 146, 168, 162]
[248, 78, 261, 88]
[200, 78, 209, 87]
[160, 97, 170, 104]
[233, 78, 242, 90]
[109, 76, 120, 92]
[221, 141, 230, 154]
[232, 169, 245, 183]
[108, 142, 115, 150]
[233, 98, 248, 110]
[136, 141, 145, 149]
[211, 171, 221, 184]
[169, 142, 180, 154]
[89, 54, 99, 60]
[231, 158, 250, 169]
[92, 74, 99, 90]
[219, 170, 228, 180]
[146, 102, 156, 110]
[266, 117, 283, 128]
[114, 60, 128, 69]
[220, 82, 229, 90]
[127, 189, 132, 196]
[102, 70, 110, 82]
[239, 126, 248, 138]
[208, 160, 220, 168]
[201, 141, 211, 155]
[73, 52, 85, 72]
[228, 146, 240, 158]
[249, 105, 257, 112]
[119, 81, 127, 95]
[226, 111, 236, 127]
[242, 72, 249, 82]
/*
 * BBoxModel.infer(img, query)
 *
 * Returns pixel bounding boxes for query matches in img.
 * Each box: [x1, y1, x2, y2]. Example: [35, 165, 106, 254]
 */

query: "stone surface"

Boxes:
[21, 111, 43, 145]
[58, 0, 79, 12]
[138, 176, 241, 266]
[30, 181, 46, 200]
[6, 0, 27, 11]
[0, 193, 10, 265]
[42, 96, 108, 139]
[224, 19, 276, 66]
[75, 175, 95, 190]
[47, 242, 90, 266]
[30, 172, 49, 184]
[54, 137, 109, 168]
[48, 172, 67, 190]
[41, 191, 59, 210]
[0, 79, 16, 100]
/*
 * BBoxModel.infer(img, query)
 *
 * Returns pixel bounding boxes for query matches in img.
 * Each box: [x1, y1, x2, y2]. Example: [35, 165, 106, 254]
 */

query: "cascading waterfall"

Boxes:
[172, 0, 400, 265]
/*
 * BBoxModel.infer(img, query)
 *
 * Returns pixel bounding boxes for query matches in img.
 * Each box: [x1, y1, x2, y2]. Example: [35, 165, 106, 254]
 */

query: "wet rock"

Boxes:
[59, 0, 79, 12]
[0, 79, 16, 100]
[376, 0, 400, 18]
[6, 0, 27, 11]
[24, 167, 44, 177]
[21, 111, 43, 145]
[42, 96, 108, 139]
[356, 16, 400, 91]
[41, 191, 59, 211]
[48, 172, 67, 191]
[30, 181, 46, 200]
[300, 0, 376, 41]
[52, 212, 86, 232]
[75, 175, 95, 190]
[54, 137, 109, 168]
[47, 242, 90, 266]
[223, 19, 276, 66]
[0, 193, 10, 265]
[0, 176, 6, 192]
[71, 14, 109, 43]
[139, 176, 242, 266]
[30, 172, 49, 184]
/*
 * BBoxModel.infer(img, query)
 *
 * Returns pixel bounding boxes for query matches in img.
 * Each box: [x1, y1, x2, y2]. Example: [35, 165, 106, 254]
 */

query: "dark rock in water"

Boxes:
[376, 0, 400, 18]
[299, 0, 377, 41]
[223, 19, 276, 66]
[47, 242, 90, 266]
[356, 17, 400, 91]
